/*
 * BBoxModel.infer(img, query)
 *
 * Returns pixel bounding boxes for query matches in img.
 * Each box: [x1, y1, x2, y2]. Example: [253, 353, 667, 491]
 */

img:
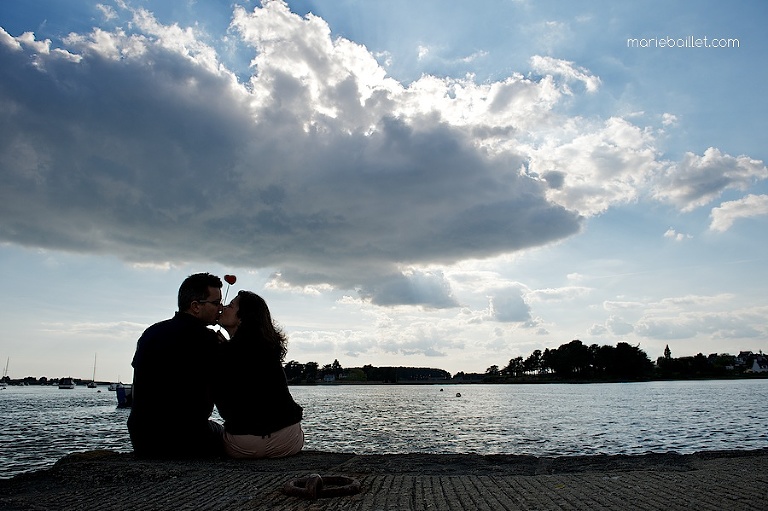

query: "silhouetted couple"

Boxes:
[127, 273, 304, 459]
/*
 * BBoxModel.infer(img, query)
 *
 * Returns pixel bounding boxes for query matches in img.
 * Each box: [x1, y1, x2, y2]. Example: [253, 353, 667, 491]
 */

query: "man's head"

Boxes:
[178, 273, 223, 325]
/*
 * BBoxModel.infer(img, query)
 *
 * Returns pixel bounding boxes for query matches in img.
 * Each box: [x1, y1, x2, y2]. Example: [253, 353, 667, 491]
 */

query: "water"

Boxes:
[2, 379, 767, 479]
[0, 386, 131, 479]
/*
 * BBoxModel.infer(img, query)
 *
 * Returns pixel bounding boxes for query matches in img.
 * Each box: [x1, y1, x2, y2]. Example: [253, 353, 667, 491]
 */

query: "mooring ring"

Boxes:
[282, 474, 361, 499]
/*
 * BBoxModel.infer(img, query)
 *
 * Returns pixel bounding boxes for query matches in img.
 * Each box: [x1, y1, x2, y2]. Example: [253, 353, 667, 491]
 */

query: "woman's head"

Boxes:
[234, 291, 270, 324]
[221, 291, 288, 360]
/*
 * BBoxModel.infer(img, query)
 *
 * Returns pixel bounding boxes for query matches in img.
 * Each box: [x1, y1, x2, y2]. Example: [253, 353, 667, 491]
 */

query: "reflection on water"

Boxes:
[2, 379, 768, 479]
[294, 379, 768, 456]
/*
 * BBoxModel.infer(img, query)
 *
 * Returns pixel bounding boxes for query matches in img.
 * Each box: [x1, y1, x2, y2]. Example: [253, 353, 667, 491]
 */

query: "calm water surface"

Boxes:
[1, 379, 767, 479]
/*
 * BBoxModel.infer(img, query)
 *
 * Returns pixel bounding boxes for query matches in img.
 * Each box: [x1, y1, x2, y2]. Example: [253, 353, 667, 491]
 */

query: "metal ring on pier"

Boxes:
[282, 474, 361, 499]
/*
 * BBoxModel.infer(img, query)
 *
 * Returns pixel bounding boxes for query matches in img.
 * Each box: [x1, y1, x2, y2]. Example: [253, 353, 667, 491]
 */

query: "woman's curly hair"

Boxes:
[234, 291, 288, 361]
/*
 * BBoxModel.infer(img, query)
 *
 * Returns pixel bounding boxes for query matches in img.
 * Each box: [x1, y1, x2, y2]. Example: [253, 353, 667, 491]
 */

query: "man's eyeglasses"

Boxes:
[196, 299, 222, 306]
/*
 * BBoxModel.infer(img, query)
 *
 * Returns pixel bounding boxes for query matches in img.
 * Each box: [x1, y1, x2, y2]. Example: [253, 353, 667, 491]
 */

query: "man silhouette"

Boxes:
[127, 273, 225, 458]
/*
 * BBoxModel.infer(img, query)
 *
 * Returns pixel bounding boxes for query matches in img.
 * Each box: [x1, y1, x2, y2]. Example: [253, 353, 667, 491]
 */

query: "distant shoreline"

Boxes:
[3, 373, 767, 387]
[292, 373, 768, 385]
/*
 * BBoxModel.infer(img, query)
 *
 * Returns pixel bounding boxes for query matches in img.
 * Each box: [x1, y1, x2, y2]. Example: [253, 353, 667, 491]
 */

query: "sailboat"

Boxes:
[87, 353, 98, 388]
[1, 357, 8, 389]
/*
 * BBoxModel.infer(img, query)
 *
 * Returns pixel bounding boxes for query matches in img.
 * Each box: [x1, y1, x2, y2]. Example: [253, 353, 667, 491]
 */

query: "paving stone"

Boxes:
[1, 449, 766, 510]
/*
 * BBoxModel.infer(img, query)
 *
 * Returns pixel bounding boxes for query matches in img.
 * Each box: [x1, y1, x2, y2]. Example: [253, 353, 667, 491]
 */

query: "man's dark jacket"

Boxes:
[128, 312, 220, 457]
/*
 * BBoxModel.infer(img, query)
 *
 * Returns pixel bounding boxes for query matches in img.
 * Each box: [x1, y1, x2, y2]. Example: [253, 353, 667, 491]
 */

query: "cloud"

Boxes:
[603, 300, 644, 311]
[661, 113, 678, 126]
[663, 228, 692, 241]
[376, 318, 465, 357]
[530, 55, 601, 93]
[489, 286, 531, 323]
[529, 117, 662, 216]
[528, 21, 572, 57]
[606, 294, 768, 342]
[40, 321, 146, 339]
[652, 148, 768, 211]
[588, 323, 608, 336]
[0, 27, 22, 51]
[350, 309, 465, 357]
[0, 4, 581, 307]
[357, 269, 458, 308]
[527, 286, 591, 302]
[588, 315, 634, 336]
[606, 315, 634, 335]
[635, 310, 765, 341]
[288, 329, 375, 359]
[458, 50, 488, 63]
[97, 4, 119, 22]
[0, 0, 765, 310]
[709, 194, 768, 232]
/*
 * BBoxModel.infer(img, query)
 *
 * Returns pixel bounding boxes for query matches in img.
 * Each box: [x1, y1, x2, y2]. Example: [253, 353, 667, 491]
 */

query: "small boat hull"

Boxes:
[116, 384, 133, 408]
[59, 378, 76, 389]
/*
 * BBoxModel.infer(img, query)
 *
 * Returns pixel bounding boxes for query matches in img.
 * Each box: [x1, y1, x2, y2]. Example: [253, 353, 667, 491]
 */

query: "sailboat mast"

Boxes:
[92, 353, 97, 381]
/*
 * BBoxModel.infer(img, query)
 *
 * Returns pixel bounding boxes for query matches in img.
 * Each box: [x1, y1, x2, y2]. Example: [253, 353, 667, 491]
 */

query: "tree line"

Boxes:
[484, 340, 655, 381]
[655, 347, 766, 378]
[283, 359, 451, 384]
[281, 341, 766, 385]
[483, 341, 767, 382]
[281, 340, 656, 384]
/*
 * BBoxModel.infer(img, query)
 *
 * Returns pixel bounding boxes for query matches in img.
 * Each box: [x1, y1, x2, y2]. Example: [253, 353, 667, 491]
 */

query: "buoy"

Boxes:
[456, 392, 462, 397]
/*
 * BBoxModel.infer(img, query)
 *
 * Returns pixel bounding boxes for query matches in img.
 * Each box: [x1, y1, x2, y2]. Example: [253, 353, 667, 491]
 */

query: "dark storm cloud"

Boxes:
[22, 0, 764, 308]
[0, 18, 586, 309]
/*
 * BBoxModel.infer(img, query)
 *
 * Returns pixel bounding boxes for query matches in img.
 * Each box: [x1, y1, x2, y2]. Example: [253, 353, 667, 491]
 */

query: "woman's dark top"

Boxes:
[214, 336, 303, 436]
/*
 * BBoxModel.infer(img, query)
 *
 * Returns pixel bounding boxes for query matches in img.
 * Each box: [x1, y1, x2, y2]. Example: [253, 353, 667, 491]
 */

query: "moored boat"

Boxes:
[115, 383, 133, 408]
[1, 358, 8, 388]
[108, 375, 124, 391]
[87, 353, 98, 388]
[59, 377, 75, 389]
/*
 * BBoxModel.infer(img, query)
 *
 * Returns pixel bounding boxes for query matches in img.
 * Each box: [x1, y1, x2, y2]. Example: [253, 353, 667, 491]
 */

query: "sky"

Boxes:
[1, 0, 766, 382]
